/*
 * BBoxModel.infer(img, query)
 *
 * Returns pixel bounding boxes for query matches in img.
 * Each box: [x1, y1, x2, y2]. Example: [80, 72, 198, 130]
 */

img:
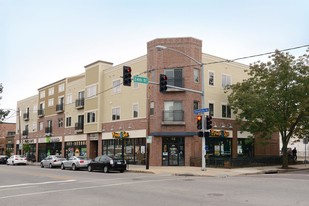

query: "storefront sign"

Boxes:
[210, 129, 230, 138]
[45, 137, 61, 143]
[89, 133, 98, 140]
[112, 131, 129, 139]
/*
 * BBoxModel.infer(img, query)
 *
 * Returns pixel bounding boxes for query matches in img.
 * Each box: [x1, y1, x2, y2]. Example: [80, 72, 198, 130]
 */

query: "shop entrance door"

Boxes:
[162, 137, 184, 166]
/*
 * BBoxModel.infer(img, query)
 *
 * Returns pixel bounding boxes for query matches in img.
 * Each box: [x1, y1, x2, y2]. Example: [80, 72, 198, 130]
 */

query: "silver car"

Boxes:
[40, 155, 66, 168]
[61, 156, 91, 171]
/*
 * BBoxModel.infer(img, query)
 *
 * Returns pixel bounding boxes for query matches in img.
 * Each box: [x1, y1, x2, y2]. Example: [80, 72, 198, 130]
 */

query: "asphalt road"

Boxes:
[1, 164, 309, 206]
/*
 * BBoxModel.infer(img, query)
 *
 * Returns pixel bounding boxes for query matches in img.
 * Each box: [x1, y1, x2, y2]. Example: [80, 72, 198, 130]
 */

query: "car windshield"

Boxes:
[55, 155, 63, 158]
[19, 155, 25, 158]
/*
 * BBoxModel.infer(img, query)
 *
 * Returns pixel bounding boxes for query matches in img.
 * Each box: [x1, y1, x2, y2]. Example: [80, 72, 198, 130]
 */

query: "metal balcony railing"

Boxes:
[23, 113, 29, 121]
[75, 98, 85, 109]
[56, 104, 64, 113]
[38, 109, 44, 117]
[75, 122, 84, 132]
[45, 127, 52, 134]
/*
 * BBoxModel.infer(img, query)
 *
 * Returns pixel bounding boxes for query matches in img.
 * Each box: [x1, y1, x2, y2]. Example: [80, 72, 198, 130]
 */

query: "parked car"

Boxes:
[0, 155, 8, 164]
[40, 155, 66, 168]
[61, 156, 91, 171]
[87, 154, 126, 173]
[6, 155, 27, 165]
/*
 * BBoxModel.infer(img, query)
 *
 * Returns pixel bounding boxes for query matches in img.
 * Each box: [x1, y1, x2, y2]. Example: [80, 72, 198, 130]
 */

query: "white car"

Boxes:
[6, 155, 27, 165]
[40, 155, 66, 168]
[61, 156, 92, 170]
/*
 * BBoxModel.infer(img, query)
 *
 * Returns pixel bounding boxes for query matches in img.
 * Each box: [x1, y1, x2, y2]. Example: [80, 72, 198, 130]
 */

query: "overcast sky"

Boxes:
[1, 0, 308, 123]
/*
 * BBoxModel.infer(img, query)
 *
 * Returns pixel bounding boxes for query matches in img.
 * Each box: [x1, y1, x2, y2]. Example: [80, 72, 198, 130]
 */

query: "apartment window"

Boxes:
[112, 80, 121, 94]
[194, 68, 199, 83]
[58, 84, 65, 92]
[58, 118, 63, 128]
[112, 107, 120, 120]
[40, 91, 45, 99]
[48, 98, 54, 107]
[150, 102, 154, 115]
[133, 104, 139, 118]
[165, 68, 183, 87]
[193, 101, 199, 110]
[209, 103, 214, 117]
[66, 93, 72, 104]
[87, 85, 97, 98]
[222, 74, 231, 88]
[222, 104, 231, 118]
[164, 101, 183, 121]
[78, 91, 84, 99]
[39, 122, 43, 131]
[209, 71, 214, 86]
[48, 87, 54, 96]
[66, 117, 72, 127]
[87, 112, 96, 123]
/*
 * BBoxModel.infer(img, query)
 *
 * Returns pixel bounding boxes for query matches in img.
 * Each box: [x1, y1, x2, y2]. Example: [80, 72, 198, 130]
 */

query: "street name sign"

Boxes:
[133, 76, 149, 84]
[194, 108, 209, 114]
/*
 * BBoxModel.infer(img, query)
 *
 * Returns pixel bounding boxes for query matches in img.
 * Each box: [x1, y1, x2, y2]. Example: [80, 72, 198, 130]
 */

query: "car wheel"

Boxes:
[120, 170, 125, 173]
[103, 166, 109, 173]
[87, 165, 92, 172]
[40, 163, 44, 168]
[72, 164, 76, 171]
[49, 163, 52, 168]
[12, 161, 15, 166]
[61, 164, 65, 170]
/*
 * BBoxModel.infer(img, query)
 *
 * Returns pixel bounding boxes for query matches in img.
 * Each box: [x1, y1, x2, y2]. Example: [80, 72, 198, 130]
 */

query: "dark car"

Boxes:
[0, 155, 8, 164]
[87, 155, 126, 173]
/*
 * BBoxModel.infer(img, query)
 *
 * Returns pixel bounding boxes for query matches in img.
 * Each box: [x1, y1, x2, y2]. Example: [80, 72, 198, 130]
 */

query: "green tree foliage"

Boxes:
[0, 83, 10, 122]
[226, 49, 309, 168]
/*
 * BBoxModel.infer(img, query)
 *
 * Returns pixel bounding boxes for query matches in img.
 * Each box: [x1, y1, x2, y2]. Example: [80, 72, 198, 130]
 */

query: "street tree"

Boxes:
[0, 83, 10, 122]
[226, 49, 309, 169]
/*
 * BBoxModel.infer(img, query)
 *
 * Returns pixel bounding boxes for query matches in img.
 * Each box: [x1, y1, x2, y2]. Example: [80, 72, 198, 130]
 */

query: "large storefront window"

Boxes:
[65, 141, 87, 158]
[102, 138, 146, 165]
[206, 138, 231, 157]
[38, 143, 62, 161]
[162, 137, 185, 166]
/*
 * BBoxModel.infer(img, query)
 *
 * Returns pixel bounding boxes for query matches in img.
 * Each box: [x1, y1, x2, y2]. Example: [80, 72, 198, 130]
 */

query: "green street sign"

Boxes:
[133, 76, 148, 84]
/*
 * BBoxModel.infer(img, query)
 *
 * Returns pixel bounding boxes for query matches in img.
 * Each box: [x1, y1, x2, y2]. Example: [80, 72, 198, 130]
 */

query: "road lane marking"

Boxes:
[0, 180, 76, 189]
[0, 177, 178, 200]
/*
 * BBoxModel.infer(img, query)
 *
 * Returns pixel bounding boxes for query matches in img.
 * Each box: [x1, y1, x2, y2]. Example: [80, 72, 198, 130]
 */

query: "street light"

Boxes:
[156, 45, 207, 171]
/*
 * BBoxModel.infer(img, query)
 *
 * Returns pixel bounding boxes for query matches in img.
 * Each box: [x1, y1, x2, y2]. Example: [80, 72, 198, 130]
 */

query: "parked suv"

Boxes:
[40, 155, 65, 168]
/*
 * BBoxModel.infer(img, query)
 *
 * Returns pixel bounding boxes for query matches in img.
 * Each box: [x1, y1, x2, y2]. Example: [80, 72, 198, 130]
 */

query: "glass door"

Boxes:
[162, 137, 185, 166]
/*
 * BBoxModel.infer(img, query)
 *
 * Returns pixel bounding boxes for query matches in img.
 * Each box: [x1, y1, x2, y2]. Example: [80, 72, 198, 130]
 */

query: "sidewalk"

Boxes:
[126, 163, 309, 177]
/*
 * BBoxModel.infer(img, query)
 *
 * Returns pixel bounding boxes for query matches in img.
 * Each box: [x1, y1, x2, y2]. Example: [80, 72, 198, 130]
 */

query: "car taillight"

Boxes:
[80, 160, 84, 163]
[110, 160, 114, 165]
[15, 158, 19, 160]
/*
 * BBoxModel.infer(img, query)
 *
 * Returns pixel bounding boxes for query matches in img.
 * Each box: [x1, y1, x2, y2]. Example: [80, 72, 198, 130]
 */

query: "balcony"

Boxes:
[23, 113, 29, 121]
[38, 109, 44, 117]
[56, 104, 64, 113]
[75, 98, 84, 109]
[45, 127, 52, 135]
[75, 122, 84, 133]
[22, 130, 28, 136]
[162, 110, 185, 125]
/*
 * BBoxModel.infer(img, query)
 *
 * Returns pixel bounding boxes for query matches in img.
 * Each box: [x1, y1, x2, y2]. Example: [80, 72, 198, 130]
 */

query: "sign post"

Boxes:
[304, 137, 308, 166]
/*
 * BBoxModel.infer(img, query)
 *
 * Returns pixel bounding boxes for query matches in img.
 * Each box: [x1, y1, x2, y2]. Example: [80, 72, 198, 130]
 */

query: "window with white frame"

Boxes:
[40, 91, 45, 99]
[112, 107, 120, 120]
[222, 104, 231, 118]
[133, 104, 139, 118]
[222, 74, 231, 88]
[164, 101, 183, 121]
[48, 87, 54, 96]
[66, 93, 72, 104]
[87, 85, 97, 98]
[48, 98, 54, 107]
[39, 122, 43, 131]
[58, 84, 65, 92]
[66, 117, 72, 127]
[58, 118, 63, 127]
[150, 102, 154, 115]
[112, 80, 121, 94]
[209, 103, 214, 117]
[194, 68, 199, 83]
[165, 68, 183, 87]
[87, 112, 96, 123]
[209, 71, 214, 86]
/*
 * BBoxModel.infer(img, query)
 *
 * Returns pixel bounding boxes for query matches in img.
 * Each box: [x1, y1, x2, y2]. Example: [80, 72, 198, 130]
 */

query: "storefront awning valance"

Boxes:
[150, 132, 196, 137]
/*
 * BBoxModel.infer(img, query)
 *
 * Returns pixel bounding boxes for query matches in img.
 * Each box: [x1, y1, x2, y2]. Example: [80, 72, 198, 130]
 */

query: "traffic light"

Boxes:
[123, 66, 132, 86]
[206, 115, 212, 130]
[159, 74, 168, 92]
[197, 115, 202, 130]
